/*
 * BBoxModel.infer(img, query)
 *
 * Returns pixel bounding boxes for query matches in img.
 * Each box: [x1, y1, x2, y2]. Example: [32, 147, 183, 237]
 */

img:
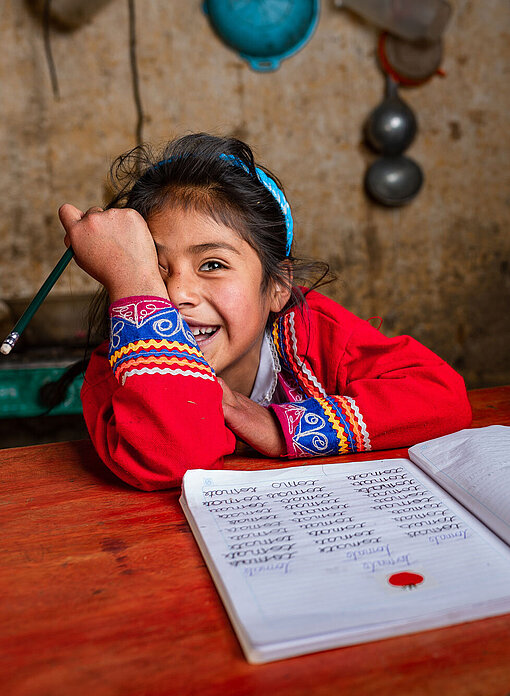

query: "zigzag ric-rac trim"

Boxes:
[109, 339, 202, 366]
[316, 397, 350, 454]
[342, 395, 371, 450]
[114, 354, 214, 380]
[119, 366, 215, 386]
[274, 312, 327, 399]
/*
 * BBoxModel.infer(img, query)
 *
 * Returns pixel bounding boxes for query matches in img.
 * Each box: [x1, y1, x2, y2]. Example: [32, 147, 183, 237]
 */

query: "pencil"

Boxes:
[1, 246, 75, 355]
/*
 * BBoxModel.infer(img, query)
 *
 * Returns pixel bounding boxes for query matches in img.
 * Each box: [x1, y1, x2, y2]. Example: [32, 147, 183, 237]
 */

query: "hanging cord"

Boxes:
[127, 0, 144, 149]
[43, 0, 60, 100]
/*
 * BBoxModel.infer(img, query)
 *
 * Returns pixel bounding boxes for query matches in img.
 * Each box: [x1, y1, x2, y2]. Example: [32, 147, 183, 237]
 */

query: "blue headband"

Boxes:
[219, 154, 293, 256]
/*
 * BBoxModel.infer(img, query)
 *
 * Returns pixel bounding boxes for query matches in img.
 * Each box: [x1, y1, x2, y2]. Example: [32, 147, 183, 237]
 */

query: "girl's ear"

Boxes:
[269, 261, 293, 313]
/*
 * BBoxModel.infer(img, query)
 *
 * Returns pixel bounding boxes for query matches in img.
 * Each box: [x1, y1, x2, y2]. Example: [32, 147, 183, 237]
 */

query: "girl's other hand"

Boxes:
[58, 203, 168, 301]
[218, 378, 286, 458]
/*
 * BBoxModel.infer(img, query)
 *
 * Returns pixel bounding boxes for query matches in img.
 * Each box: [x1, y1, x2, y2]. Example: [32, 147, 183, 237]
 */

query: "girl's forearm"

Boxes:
[106, 273, 168, 303]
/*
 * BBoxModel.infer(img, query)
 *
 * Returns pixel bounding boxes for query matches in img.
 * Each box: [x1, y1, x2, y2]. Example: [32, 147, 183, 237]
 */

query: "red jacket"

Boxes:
[81, 291, 471, 490]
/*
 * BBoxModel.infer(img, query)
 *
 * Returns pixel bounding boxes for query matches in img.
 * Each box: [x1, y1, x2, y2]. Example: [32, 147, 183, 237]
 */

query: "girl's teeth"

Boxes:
[192, 327, 215, 336]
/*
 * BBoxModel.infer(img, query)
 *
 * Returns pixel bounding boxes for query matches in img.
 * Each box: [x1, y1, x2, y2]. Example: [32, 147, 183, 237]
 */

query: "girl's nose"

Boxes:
[165, 270, 200, 308]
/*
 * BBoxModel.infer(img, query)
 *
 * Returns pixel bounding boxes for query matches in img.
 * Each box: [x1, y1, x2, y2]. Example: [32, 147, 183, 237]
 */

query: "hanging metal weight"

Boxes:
[365, 74, 417, 155]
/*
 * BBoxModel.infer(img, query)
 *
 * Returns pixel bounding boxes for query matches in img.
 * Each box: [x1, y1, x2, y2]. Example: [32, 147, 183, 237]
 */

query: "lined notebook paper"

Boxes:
[180, 429, 510, 663]
[409, 425, 510, 545]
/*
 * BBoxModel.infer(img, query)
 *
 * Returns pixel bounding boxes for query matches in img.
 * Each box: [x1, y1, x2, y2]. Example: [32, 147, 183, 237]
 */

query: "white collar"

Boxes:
[250, 331, 281, 406]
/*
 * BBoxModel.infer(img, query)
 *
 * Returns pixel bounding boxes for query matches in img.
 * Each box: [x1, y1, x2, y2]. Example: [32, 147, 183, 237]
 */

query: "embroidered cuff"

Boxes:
[108, 297, 215, 385]
[271, 396, 371, 458]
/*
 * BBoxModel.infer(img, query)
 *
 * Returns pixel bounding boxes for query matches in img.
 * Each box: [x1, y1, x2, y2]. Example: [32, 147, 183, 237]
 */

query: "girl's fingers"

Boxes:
[217, 377, 234, 403]
[85, 206, 104, 215]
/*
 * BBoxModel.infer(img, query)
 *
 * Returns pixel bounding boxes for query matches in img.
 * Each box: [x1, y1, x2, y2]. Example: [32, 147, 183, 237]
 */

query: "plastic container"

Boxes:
[204, 0, 320, 71]
[378, 32, 444, 85]
[336, 0, 451, 42]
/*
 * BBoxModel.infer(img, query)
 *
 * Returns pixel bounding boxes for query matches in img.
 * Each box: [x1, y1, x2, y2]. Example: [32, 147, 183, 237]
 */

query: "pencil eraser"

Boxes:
[1, 342, 12, 355]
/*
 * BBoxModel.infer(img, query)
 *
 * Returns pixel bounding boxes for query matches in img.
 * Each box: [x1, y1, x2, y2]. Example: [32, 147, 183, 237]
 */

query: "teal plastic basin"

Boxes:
[0, 363, 83, 418]
[204, 0, 320, 71]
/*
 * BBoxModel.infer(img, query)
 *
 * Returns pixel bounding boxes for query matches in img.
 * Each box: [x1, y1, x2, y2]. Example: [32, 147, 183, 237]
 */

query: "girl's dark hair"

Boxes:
[41, 133, 334, 410]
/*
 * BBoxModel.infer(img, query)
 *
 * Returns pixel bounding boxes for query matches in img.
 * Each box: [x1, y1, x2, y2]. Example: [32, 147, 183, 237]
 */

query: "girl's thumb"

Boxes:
[58, 203, 85, 229]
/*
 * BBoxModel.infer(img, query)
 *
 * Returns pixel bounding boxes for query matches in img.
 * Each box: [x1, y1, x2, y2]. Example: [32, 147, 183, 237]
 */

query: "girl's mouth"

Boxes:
[191, 325, 220, 345]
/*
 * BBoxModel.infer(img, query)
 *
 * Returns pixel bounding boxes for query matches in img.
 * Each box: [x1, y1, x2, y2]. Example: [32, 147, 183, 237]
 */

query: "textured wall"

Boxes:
[0, 0, 509, 387]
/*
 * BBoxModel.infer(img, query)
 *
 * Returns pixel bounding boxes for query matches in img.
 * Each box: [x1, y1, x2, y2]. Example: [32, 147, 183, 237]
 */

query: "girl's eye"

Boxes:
[200, 260, 226, 272]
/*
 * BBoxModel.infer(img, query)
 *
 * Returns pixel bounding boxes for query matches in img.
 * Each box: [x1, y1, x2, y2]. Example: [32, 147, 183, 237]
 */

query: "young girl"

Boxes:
[59, 133, 471, 491]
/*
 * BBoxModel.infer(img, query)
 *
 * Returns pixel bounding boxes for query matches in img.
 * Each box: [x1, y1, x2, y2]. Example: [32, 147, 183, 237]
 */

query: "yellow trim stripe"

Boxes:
[336, 396, 364, 448]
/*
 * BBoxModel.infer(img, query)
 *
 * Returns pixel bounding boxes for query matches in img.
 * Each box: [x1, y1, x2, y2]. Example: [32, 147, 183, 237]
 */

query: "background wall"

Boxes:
[0, 0, 509, 388]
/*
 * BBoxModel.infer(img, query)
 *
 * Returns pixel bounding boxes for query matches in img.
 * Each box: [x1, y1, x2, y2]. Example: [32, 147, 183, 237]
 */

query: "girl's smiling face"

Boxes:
[148, 205, 290, 397]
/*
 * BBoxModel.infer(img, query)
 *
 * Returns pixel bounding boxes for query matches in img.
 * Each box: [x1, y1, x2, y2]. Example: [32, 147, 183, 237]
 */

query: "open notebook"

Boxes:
[180, 425, 510, 663]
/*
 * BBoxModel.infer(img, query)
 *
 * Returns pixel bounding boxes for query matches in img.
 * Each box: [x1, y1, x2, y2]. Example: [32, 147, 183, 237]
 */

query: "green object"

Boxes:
[1, 247, 74, 354]
[0, 363, 83, 418]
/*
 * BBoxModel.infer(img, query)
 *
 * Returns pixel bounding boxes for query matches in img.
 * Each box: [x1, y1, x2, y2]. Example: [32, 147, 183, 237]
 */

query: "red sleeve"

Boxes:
[270, 293, 472, 458]
[81, 297, 236, 490]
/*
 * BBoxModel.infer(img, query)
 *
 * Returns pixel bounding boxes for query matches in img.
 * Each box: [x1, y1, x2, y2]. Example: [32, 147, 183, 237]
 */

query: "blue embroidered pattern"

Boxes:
[108, 299, 215, 385]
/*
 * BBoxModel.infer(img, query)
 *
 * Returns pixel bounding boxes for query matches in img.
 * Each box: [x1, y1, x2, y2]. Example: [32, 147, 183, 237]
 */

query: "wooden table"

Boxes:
[1, 387, 509, 696]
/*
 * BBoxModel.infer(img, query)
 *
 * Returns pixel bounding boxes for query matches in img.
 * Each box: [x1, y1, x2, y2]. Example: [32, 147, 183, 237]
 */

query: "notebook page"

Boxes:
[409, 426, 510, 545]
[181, 458, 510, 663]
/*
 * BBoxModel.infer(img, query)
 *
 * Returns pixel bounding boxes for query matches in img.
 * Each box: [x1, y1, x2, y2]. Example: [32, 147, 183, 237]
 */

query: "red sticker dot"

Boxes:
[388, 571, 424, 588]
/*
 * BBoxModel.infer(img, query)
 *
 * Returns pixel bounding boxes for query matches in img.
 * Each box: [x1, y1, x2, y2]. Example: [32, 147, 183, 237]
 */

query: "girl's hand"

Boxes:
[218, 378, 286, 458]
[58, 203, 168, 301]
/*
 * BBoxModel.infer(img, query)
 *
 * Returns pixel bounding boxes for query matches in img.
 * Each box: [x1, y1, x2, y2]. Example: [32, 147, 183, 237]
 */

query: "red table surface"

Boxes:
[0, 386, 509, 696]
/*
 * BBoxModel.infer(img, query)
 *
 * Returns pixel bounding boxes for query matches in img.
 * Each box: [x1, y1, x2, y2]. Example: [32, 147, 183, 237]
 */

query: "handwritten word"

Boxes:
[243, 562, 291, 577]
[203, 487, 257, 497]
[356, 483, 420, 494]
[228, 529, 289, 541]
[292, 504, 348, 516]
[226, 521, 282, 532]
[314, 528, 375, 545]
[276, 492, 333, 504]
[294, 510, 349, 522]
[363, 553, 410, 574]
[298, 517, 352, 530]
[345, 543, 391, 562]
[204, 502, 268, 513]
[203, 495, 263, 506]
[228, 535, 293, 550]
[428, 529, 469, 545]
[217, 513, 278, 522]
[304, 519, 356, 534]
[284, 499, 342, 510]
[319, 536, 383, 552]
[308, 524, 369, 537]
[347, 468, 404, 480]
[397, 513, 456, 529]
[406, 523, 462, 537]
[228, 552, 296, 567]
[371, 497, 437, 509]
[271, 480, 319, 488]
[392, 509, 449, 522]
[350, 474, 407, 485]
[266, 487, 325, 498]
[224, 544, 295, 559]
